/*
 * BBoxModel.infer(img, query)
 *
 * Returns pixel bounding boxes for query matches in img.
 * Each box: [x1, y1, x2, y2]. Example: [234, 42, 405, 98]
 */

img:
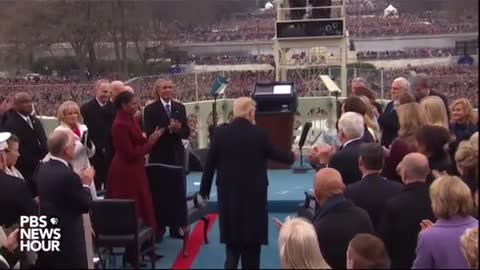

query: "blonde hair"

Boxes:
[421, 96, 449, 129]
[451, 98, 476, 125]
[57, 101, 83, 124]
[397, 103, 427, 138]
[359, 95, 380, 141]
[455, 140, 479, 178]
[430, 175, 473, 219]
[461, 227, 478, 269]
[233, 97, 256, 119]
[469, 132, 478, 149]
[278, 217, 330, 269]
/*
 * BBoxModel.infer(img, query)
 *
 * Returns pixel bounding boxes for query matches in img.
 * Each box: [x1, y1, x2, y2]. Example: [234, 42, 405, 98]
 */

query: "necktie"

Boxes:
[26, 117, 33, 129]
[165, 104, 172, 118]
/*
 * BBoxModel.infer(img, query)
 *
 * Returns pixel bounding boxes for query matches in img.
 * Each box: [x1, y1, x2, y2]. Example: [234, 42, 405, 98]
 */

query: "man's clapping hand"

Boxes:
[273, 217, 283, 230]
[4, 228, 19, 252]
[308, 145, 335, 165]
[80, 167, 95, 186]
[148, 126, 165, 144]
[168, 119, 182, 133]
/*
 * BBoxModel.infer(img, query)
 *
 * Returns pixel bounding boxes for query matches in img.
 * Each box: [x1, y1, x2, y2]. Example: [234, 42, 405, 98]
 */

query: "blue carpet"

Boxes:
[186, 169, 315, 213]
[109, 170, 310, 269]
[192, 213, 293, 269]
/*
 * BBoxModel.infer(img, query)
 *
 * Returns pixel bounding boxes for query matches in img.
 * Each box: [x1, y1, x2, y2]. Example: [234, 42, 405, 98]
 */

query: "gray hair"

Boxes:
[412, 73, 429, 89]
[352, 77, 369, 87]
[393, 77, 411, 92]
[47, 130, 71, 157]
[338, 112, 364, 139]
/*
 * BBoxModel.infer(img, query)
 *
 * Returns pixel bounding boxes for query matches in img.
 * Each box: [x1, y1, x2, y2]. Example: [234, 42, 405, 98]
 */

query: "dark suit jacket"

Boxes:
[200, 118, 294, 246]
[378, 101, 399, 147]
[80, 99, 113, 155]
[143, 99, 190, 166]
[0, 171, 37, 228]
[378, 182, 435, 269]
[100, 102, 116, 165]
[314, 197, 374, 269]
[1, 112, 48, 196]
[329, 138, 363, 185]
[344, 173, 403, 231]
[35, 159, 92, 269]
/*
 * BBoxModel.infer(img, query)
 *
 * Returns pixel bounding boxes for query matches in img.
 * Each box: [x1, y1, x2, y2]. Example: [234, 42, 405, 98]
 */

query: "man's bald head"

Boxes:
[314, 168, 345, 205]
[398, 153, 430, 184]
[110, 80, 125, 100]
[124, 85, 134, 93]
[13, 92, 33, 115]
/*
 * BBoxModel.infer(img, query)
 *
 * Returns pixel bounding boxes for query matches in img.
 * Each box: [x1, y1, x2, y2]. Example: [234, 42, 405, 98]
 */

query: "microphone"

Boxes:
[292, 122, 313, 173]
[298, 122, 312, 149]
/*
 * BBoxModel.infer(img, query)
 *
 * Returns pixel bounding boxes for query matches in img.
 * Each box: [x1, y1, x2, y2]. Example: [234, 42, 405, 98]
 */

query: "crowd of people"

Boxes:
[0, 67, 478, 269]
[1, 64, 477, 117]
[357, 47, 456, 60]
[160, 11, 478, 43]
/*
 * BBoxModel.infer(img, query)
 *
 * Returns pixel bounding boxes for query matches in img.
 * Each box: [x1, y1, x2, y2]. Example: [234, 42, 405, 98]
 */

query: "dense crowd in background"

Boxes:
[356, 47, 456, 60]
[159, 11, 477, 43]
[0, 64, 478, 116]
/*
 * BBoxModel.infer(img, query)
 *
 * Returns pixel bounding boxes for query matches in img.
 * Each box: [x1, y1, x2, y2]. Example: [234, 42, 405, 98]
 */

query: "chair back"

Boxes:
[91, 199, 137, 236]
[146, 163, 188, 228]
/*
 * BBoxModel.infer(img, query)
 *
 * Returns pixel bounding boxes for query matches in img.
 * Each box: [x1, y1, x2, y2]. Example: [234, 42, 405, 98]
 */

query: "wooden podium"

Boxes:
[256, 112, 294, 169]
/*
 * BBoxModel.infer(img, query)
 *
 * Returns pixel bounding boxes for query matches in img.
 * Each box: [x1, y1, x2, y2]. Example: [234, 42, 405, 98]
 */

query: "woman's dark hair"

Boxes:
[415, 125, 452, 155]
[343, 96, 367, 115]
[114, 91, 135, 110]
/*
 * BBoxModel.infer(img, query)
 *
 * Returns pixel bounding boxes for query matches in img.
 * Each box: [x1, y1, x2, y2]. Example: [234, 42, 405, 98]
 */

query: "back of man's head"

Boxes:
[110, 80, 125, 100]
[48, 130, 70, 158]
[359, 143, 384, 171]
[233, 97, 256, 120]
[413, 73, 429, 89]
[398, 153, 430, 184]
[314, 168, 345, 205]
[347, 233, 390, 269]
[338, 112, 364, 140]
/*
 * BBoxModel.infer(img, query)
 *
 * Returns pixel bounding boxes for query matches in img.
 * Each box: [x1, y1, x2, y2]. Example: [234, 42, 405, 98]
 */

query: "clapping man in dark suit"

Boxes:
[345, 143, 403, 231]
[378, 153, 435, 268]
[35, 129, 95, 269]
[309, 112, 365, 185]
[81, 79, 112, 191]
[1, 92, 48, 197]
[312, 168, 374, 269]
[143, 79, 190, 238]
[200, 97, 295, 269]
[144, 79, 190, 166]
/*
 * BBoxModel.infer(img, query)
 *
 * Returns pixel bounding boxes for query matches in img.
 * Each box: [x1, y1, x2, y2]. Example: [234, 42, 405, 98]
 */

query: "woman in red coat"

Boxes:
[106, 91, 163, 235]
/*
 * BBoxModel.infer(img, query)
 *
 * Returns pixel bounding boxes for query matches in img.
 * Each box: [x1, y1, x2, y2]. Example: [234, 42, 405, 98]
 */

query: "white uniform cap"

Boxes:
[0, 132, 12, 151]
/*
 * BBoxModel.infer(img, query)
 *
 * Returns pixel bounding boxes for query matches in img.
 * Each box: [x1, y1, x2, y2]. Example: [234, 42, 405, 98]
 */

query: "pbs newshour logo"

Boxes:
[20, 216, 61, 252]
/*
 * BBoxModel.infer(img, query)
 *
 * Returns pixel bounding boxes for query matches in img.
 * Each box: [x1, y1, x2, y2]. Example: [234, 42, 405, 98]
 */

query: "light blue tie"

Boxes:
[165, 104, 172, 118]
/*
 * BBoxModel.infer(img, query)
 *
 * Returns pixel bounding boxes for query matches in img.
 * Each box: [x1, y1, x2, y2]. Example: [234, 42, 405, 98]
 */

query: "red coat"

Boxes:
[106, 110, 158, 234]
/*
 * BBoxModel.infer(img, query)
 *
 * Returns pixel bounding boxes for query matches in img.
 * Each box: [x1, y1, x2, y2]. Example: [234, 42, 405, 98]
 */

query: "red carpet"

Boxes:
[171, 214, 218, 269]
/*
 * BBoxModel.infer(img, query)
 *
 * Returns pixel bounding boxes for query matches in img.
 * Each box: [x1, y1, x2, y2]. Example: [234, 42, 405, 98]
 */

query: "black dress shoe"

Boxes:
[169, 227, 185, 239]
